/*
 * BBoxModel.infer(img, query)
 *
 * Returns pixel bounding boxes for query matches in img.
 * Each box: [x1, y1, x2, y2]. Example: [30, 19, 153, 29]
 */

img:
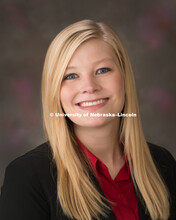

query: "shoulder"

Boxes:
[1, 142, 57, 200]
[147, 142, 176, 196]
[147, 142, 175, 169]
[5, 142, 55, 178]
[8, 141, 52, 166]
[147, 143, 176, 216]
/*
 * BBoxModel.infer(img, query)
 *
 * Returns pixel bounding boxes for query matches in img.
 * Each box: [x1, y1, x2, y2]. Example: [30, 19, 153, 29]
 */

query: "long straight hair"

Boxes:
[42, 20, 170, 220]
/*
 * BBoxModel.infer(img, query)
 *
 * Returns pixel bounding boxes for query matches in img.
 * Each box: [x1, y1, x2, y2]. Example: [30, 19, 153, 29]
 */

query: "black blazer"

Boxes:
[0, 142, 175, 220]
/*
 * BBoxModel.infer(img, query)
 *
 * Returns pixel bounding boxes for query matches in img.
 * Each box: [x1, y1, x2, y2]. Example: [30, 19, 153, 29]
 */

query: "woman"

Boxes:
[0, 20, 175, 220]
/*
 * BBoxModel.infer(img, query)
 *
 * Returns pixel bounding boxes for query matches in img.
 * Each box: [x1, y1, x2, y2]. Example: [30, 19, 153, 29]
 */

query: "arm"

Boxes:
[0, 156, 50, 220]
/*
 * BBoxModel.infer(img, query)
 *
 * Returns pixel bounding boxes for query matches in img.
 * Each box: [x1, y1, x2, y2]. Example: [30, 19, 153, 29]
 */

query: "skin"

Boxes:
[60, 39, 125, 180]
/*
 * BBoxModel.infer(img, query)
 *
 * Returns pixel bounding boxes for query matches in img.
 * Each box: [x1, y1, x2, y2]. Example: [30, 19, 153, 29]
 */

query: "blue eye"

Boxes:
[97, 67, 111, 74]
[63, 73, 78, 80]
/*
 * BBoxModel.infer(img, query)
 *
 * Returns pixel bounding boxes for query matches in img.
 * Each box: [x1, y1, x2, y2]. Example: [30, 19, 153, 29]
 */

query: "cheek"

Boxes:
[60, 86, 69, 107]
[108, 74, 125, 95]
[60, 85, 75, 110]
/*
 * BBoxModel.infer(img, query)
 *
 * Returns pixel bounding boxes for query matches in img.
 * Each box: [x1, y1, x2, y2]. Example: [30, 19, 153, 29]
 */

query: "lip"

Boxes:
[76, 97, 109, 111]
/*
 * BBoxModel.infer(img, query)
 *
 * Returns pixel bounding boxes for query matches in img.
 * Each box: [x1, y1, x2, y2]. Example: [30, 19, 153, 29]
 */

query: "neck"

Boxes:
[74, 121, 124, 167]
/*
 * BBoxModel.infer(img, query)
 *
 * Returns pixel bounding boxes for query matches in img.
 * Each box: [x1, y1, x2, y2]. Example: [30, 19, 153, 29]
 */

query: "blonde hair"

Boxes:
[42, 20, 170, 220]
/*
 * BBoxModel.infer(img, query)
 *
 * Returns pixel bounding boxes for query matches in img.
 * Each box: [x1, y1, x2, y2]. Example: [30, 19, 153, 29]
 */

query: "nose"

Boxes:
[80, 75, 101, 94]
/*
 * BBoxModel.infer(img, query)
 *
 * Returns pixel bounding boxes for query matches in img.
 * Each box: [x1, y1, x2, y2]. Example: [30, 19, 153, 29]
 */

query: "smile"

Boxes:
[76, 98, 109, 111]
[78, 98, 108, 107]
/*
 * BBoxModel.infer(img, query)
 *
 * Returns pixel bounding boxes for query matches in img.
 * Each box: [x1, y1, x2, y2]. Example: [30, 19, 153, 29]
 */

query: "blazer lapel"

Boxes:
[90, 172, 117, 220]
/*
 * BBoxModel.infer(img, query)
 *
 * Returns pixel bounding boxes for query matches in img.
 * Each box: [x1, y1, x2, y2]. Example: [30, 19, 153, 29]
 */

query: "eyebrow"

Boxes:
[66, 57, 114, 70]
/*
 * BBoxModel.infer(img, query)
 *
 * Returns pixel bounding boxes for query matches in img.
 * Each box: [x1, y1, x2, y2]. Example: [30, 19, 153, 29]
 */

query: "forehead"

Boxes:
[67, 39, 116, 67]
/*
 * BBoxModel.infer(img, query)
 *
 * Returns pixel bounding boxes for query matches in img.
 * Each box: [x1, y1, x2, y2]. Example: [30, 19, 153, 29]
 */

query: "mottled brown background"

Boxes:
[0, 0, 176, 187]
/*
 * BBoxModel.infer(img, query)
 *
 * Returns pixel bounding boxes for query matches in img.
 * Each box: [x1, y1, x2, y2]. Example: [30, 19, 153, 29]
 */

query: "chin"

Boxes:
[73, 117, 114, 129]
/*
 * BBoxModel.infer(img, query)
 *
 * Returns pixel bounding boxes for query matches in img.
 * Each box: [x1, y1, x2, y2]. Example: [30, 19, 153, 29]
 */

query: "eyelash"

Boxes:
[63, 67, 111, 80]
[63, 73, 78, 80]
[96, 67, 111, 74]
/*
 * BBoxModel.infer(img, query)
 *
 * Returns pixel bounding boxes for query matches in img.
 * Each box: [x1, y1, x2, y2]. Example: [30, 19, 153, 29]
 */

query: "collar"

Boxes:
[75, 136, 130, 181]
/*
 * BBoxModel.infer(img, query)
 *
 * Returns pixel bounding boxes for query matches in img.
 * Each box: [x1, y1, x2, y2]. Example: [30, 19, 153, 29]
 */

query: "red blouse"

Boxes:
[75, 137, 139, 220]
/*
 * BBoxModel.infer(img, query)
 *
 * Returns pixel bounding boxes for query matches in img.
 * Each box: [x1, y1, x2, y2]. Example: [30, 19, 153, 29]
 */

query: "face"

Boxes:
[60, 39, 125, 131]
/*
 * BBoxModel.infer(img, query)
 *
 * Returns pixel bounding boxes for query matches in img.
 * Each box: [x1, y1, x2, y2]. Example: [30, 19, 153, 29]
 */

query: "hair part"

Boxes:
[42, 19, 170, 220]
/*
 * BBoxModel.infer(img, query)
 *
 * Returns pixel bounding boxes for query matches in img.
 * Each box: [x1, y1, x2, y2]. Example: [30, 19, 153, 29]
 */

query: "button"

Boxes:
[117, 193, 123, 199]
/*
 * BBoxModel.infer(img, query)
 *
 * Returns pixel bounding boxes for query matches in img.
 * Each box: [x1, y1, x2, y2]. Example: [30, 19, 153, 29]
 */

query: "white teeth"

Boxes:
[79, 99, 107, 107]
